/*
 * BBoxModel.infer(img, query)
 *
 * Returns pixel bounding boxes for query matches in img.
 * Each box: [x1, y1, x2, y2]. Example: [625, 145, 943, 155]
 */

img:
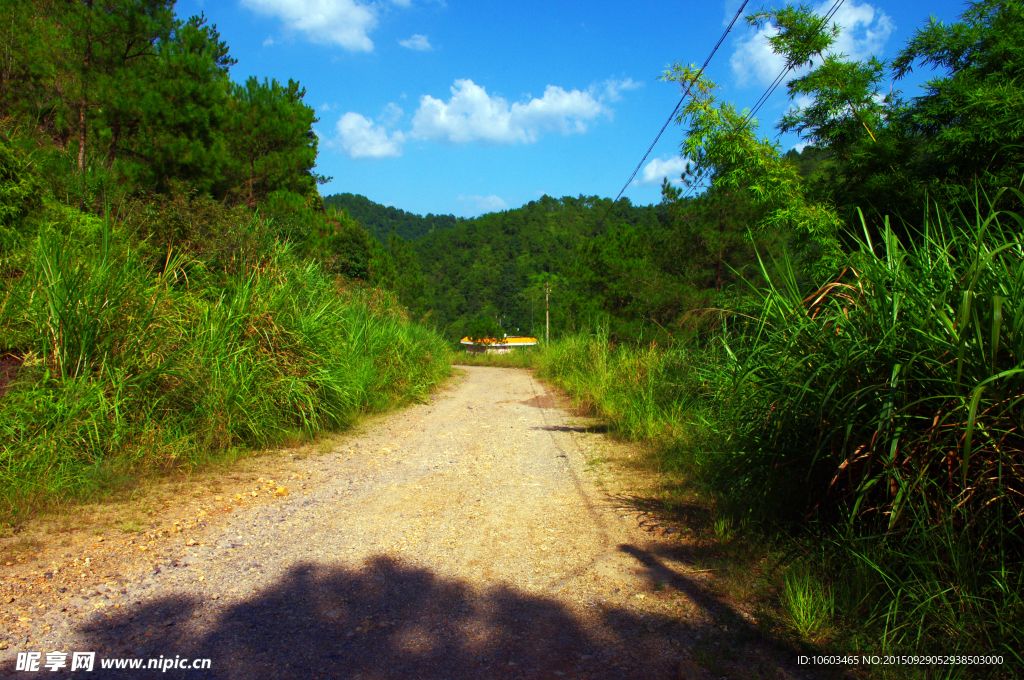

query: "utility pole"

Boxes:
[545, 282, 550, 345]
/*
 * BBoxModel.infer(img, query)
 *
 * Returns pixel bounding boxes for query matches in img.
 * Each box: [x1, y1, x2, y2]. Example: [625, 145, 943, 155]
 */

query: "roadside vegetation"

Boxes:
[454, 349, 537, 369]
[0, 1, 450, 524]
[446, 1, 1024, 674]
[534, 192, 1024, 668]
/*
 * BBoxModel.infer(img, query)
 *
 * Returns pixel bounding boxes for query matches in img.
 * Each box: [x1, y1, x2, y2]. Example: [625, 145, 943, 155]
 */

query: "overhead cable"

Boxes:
[681, 0, 846, 199]
[613, 0, 750, 202]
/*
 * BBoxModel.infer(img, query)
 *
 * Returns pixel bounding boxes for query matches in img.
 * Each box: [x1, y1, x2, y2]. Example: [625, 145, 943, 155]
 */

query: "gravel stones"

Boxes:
[0, 367, 806, 679]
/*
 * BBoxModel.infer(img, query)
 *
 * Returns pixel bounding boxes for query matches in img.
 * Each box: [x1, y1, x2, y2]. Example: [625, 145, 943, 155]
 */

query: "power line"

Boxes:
[745, 0, 845, 127]
[613, 0, 750, 202]
[679, 64, 793, 198]
[681, 0, 846, 199]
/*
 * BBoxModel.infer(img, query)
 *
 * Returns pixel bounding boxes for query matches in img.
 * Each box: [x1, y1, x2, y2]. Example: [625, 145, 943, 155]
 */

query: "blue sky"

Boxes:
[178, 0, 969, 217]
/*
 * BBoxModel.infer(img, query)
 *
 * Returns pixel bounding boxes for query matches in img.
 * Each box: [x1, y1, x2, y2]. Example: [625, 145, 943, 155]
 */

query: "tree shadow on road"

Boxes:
[49, 555, 697, 680]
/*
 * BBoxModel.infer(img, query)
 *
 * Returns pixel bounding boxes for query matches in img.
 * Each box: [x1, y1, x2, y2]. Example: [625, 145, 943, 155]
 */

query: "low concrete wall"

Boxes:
[464, 345, 510, 355]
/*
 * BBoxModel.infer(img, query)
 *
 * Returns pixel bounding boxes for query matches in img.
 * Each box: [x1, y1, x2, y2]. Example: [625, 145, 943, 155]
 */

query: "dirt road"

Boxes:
[1, 367, 785, 679]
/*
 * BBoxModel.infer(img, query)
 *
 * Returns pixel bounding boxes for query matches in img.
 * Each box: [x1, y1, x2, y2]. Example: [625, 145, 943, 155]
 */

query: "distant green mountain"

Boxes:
[322, 193, 462, 244]
[409, 194, 671, 342]
[321, 190, 764, 345]
[783, 145, 830, 181]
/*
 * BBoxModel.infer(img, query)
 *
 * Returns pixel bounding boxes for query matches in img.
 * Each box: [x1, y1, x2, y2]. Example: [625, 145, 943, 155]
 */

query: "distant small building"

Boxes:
[460, 336, 538, 354]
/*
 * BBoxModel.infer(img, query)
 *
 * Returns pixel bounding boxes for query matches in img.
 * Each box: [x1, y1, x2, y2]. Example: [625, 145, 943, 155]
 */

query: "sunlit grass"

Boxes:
[783, 567, 835, 640]
[0, 212, 451, 523]
[453, 347, 538, 368]
[533, 188, 1024, 667]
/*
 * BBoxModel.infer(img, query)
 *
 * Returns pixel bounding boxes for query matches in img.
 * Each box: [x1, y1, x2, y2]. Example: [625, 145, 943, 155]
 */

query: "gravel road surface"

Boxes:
[2, 366, 773, 679]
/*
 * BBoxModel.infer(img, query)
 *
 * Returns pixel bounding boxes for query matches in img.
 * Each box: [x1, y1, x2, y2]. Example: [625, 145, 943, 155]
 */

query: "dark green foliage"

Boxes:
[465, 312, 505, 342]
[63, 0, 177, 168]
[225, 76, 324, 205]
[404, 183, 783, 344]
[110, 13, 235, 195]
[782, 145, 829, 180]
[310, 195, 438, 318]
[379, 232, 432, 319]
[0, 1, 66, 140]
[116, 182, 267, 273]
[257, 197, 397, 286]
[892, 0, 1024, 191]
[0, 132, 41, 253]
[0, 1, 323, 208]
[770, 0, 1024, 233]
[660, 186, 764, 293]
[411, 194, 669, 342]
[307, 208, 378, 281]
[570, 222, 683, 341]
[323, 193, 460, 244]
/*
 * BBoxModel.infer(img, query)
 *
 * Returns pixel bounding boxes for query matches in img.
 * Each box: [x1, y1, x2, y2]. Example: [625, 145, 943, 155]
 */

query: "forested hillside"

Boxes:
[399, 150, 822, 343]
[0, 0, 450, 520]
[410, 195, 669, 341]
[322, 193, 461, 244]
[335, 142, 843, 345]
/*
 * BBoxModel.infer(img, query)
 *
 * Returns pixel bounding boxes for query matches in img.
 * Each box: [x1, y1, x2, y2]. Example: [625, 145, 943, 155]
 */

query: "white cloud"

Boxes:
[638, 156, 690, 186]
[601, 77, 643, 102]
[730, 0, 894, 87]
[793, 94, 815, 110]
[262, 36, 275, 47]
[241, 0, 378, 51]
[409, 79, 607, 145]
[332, 75, 638, 158]
[784, 93, 815, 119]
[834, 1, 895, 59]
[377, 102, 404, 127]
[731, 23, 786, 88]
[334, 112, 405, 158]
[459, 194, 508, 214]
[399, 34, 432, 51]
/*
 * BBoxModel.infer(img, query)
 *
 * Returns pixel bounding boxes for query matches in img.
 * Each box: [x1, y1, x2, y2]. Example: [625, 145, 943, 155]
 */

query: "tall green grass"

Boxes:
[535, 331, 703, 444]
[537, 190, 1024, 668]
[453, 347, 539, 368]
[0, 212, 451, 521]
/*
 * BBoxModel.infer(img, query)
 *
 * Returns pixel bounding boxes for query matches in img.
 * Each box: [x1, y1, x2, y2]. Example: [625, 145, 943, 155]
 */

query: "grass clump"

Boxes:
[0, 208, 451, 524]
[453, 347, 539, 368]
[535, 333, 701, 444]
[782, 566, 835, 641]
[535, 190, 1024, 670]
